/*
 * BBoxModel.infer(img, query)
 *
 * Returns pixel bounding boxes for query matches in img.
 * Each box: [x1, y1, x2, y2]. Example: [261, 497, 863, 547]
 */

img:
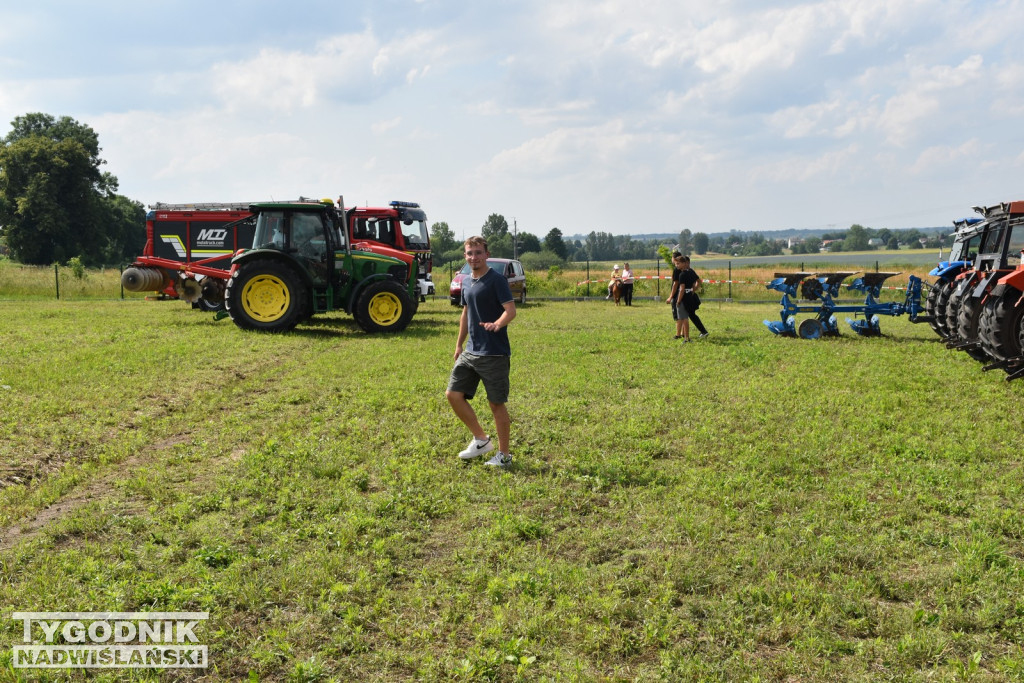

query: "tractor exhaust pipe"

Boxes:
[121, 267, 170, 292]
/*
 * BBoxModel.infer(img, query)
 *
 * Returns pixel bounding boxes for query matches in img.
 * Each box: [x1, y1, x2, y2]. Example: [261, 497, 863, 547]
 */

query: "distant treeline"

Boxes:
[430, 217, 952, 269]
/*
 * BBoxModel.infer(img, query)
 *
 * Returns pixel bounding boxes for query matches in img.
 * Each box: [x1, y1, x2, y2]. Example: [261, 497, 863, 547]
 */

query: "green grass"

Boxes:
[0, 298, 1022, 680]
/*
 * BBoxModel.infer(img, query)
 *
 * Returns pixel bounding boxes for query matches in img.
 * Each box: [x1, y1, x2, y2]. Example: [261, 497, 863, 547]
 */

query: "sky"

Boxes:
[1, 0, 1023, 238]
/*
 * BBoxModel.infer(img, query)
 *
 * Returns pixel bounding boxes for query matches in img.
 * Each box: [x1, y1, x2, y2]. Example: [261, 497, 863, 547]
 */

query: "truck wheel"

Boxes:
[957, 294, 988, 361]
[225, 261, 305, 332]
[354, 280, 414, 333]
[980, 290, 1024, 362]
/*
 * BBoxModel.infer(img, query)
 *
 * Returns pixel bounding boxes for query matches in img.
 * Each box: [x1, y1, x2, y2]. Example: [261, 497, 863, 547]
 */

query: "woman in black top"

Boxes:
[677, 255, 708, 338]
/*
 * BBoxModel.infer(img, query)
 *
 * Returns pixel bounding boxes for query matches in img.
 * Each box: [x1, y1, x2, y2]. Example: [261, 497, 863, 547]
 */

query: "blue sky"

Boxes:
[2, 0, 1023, 237]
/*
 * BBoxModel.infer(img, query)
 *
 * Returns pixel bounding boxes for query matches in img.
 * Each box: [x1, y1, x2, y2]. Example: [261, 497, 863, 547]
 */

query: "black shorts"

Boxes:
[447, 352, 511, 404]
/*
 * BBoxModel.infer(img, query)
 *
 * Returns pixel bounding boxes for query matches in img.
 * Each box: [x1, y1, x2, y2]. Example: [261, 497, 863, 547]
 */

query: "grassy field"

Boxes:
[0, 296, 1022, 681]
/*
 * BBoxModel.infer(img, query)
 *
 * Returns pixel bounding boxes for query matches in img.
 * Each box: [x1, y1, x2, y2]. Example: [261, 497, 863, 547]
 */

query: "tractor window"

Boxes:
[1006, 221, 1024, 266]
[979, 222, 1006, 255]
[291, 213, 326, 260]
[254, 211, 286, 249]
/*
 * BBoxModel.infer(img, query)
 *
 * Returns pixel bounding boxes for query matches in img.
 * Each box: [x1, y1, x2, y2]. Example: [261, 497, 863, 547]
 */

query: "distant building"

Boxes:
[868, 238, 884, 247]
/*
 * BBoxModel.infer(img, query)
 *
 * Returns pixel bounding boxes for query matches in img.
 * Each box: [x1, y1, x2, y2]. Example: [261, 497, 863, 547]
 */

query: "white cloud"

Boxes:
[2, 0, 1023, 233]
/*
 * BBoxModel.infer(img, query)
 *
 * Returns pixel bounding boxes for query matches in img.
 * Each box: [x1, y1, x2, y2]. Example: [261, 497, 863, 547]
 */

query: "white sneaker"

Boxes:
[699, 332, 709, 338]
[458, 437, 494, 460]
[484, 452, 512, 468]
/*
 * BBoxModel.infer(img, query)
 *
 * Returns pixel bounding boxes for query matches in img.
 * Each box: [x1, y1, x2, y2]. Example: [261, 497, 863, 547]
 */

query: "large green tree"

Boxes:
[0, 113, 139, 265]
[481, 214, 509, 240]
[544, 227, 568, 260]
[429, 221, 456, 254]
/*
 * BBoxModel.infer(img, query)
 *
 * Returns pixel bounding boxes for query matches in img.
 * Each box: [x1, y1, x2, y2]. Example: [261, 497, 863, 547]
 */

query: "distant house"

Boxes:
[787, 238, 803, 249]
[820, 239, 838, 252]
[868, 238, 884, 247]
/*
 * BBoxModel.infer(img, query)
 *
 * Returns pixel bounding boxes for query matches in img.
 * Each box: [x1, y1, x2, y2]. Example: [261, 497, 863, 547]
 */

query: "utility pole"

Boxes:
[513, 218, 518, 260]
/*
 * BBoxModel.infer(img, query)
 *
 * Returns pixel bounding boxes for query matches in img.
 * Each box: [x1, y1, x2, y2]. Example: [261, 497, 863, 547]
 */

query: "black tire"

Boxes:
[354, 280, 414, 333]
[925, 281, 945, 337]
[945, 283, 968, 343]
[980, 290, 1024, 362]
[934, 280, 955, 339]
[957, 294, 989, 361]
[225, 260, 306, 332]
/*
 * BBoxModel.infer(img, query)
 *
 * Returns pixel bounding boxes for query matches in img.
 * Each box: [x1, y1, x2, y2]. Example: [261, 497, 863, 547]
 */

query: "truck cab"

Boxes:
[349, 201, 434, 299]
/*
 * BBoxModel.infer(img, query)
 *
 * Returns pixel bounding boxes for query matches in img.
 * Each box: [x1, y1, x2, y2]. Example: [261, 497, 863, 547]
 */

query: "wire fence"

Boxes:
[0, 262, 146, 301]
[0, 257, 937, 303]
[435, 258, 937, 304]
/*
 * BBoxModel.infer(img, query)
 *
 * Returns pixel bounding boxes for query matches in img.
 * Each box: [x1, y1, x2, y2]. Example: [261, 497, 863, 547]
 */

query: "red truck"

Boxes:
[122, 199, 434, 309]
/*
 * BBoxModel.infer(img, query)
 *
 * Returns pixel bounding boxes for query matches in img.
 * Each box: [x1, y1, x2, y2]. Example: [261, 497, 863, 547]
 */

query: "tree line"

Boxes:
[430, 219, 952, 268]
[0, 113, 145, 266]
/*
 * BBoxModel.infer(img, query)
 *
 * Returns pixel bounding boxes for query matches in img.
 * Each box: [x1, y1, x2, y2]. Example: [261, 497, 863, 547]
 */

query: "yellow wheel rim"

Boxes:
[368, 291, 402, 326]
[241, 274, 290, 322]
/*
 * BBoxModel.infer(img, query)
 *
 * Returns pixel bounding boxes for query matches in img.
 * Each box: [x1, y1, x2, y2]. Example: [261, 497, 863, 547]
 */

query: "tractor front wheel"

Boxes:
[225, 261, 306, 332]
[354, 280, 414, 333]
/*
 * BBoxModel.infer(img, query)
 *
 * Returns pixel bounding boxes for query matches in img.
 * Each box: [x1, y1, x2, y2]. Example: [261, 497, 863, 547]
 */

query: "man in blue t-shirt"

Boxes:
[445, 236, 517, 467]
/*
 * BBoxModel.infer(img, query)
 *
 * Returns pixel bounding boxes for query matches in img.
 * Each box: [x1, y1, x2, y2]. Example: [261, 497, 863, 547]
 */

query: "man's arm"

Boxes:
[480, 301, 516, 332]
[454, 305, 469, 359]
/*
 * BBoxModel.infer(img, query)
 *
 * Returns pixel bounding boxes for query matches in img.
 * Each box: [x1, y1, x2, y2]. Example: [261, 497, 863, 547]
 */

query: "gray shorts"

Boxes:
[674, 301, 689, 320]
[447, 352, 511, 404]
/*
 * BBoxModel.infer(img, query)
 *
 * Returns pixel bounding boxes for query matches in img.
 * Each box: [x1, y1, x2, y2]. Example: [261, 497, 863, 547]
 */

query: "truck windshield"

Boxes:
[401, 218, 429, 248]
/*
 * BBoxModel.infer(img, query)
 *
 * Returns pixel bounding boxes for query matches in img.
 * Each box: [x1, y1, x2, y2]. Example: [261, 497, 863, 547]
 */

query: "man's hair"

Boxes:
[671, 250, 682, 259]
[465, 236, 488, 251]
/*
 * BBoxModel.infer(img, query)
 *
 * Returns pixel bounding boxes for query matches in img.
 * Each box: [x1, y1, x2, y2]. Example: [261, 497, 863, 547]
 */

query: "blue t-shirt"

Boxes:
[461, 267, 514, 356]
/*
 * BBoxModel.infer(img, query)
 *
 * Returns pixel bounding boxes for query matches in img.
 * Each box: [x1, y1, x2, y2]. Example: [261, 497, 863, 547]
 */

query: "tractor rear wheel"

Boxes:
[354, 280, 414, 333]
[980, 289, 1024, 362]
[925, 281, 945, 338]
[934, 280, 955, 339]
[956, 294, 989, 361]
[225, 260, 306, 332]
[944, 284, 967, 343]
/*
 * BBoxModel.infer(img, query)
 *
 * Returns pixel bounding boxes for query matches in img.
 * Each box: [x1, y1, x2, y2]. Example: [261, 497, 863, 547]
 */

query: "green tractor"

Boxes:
[224, 198, 419, 333]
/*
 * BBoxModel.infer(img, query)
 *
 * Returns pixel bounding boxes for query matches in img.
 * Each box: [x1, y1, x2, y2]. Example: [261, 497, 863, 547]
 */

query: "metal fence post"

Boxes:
[54, 264, 59, 300]
[728, 261, 732, 301]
